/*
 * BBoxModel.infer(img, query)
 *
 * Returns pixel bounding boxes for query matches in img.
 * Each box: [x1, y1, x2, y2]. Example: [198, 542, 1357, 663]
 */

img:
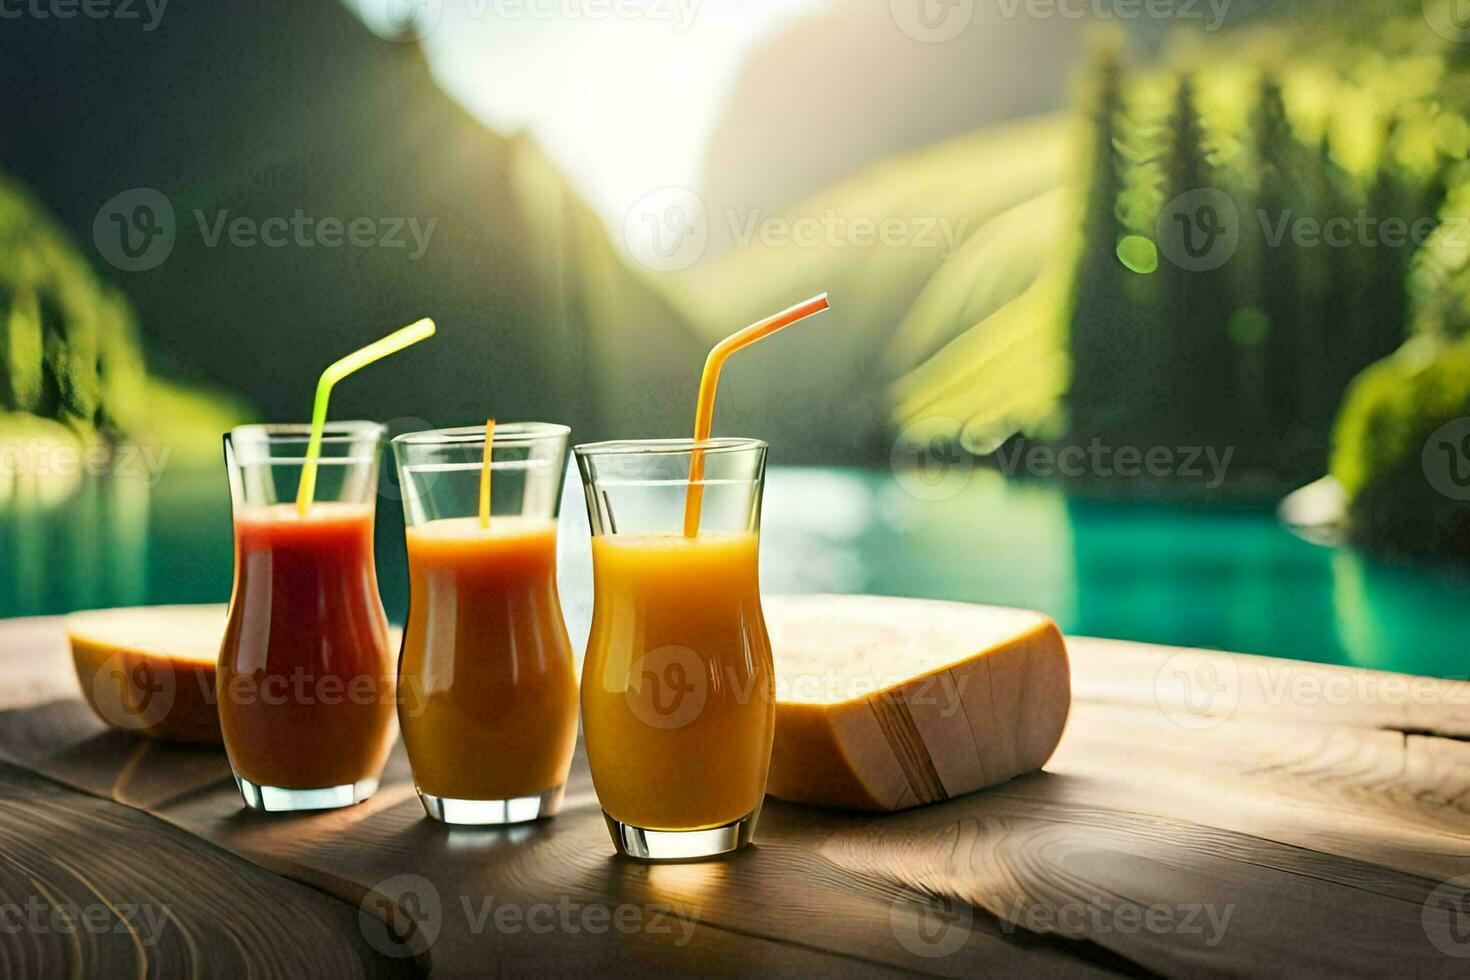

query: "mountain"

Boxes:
[0, 0, 703, 444]
[699, 0, 1086, 254]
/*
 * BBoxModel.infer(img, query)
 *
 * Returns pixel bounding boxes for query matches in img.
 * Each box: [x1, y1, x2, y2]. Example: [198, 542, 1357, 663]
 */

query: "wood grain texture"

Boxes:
[1, 606, 1468, 976]
[0, 760, 409, 979]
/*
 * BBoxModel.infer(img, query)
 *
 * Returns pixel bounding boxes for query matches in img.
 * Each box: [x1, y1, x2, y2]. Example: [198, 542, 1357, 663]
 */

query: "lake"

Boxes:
[2, 465, 1465, 678]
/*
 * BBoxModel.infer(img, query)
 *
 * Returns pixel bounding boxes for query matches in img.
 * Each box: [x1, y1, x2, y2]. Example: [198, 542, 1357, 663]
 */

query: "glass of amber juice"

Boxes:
[574, 438, 774, 860]
[392, 423, 578, 825]
[219, 422, 396, 812]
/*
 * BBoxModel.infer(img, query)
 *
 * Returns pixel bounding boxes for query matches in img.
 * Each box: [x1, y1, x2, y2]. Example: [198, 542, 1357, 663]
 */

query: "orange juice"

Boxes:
[399, 516, 578, 804]
[581, 530, 775, 831]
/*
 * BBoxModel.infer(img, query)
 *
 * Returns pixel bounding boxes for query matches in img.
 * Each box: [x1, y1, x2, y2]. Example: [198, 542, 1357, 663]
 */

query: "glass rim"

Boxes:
[573, 437, 767, 458]
[225, 421, 386, 464]
[392, 421, 571, 449]
[228, 420, 387, 445]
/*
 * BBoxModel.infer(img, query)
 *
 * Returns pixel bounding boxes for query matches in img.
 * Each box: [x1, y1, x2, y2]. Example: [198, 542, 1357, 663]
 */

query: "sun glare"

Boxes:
[375, 0, 833, 236]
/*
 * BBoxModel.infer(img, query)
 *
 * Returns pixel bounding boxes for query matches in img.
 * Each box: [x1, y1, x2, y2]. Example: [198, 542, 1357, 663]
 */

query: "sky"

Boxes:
[346, 0, 832, 232]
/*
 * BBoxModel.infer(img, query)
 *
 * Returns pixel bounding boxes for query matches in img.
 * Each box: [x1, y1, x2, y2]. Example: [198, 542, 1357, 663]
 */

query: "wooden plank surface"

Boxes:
[0, 760, 411, 978]
[1, 613, 1467, 976]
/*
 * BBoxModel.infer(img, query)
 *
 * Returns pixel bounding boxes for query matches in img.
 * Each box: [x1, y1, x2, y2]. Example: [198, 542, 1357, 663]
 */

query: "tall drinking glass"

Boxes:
[218, 422, 396, 812]
[575, 438, 773, 860]
[392, 423, 578, 825]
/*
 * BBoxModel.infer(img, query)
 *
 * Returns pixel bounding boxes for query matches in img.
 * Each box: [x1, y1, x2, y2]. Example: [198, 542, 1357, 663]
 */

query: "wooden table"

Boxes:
[1, 612, 1467, 977]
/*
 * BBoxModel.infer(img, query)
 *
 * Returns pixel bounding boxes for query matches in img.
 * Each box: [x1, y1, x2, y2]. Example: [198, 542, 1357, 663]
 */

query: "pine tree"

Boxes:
[1156, 72, 1236, 446]
[1066, 40, 1131, 445]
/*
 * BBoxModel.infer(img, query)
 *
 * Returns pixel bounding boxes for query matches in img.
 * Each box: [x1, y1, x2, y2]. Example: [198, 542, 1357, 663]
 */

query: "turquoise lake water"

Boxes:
[2, 466, 1465, 678]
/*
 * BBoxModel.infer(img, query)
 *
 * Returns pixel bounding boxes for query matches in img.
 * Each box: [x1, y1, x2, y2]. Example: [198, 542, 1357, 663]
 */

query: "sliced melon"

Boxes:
[67, 604, 226, 744]
[765, 594, 1070, 811]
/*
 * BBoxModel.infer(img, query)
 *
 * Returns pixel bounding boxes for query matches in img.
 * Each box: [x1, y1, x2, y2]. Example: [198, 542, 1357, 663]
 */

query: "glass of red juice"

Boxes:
[218, 421, 397, 811]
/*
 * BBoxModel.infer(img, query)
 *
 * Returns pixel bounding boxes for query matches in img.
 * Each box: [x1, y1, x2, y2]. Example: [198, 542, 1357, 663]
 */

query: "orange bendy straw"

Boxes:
[294, 317, 437, 515]
[683, 293, 831, 536]
[478, 418, 496, 530]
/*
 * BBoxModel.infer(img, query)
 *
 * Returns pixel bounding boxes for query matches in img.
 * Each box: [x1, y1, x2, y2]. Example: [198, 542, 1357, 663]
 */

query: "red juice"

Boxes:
[217, 502, 397, 792]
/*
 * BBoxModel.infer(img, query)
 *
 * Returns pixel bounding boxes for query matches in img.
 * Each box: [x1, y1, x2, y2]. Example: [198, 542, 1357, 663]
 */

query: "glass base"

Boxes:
[419, 785, 564, 825]
[604, 807, 759, 861]
[234, 775, 379, 812]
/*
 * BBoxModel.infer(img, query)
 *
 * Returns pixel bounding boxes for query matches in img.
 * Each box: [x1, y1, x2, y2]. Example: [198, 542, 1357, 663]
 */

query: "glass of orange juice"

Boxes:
[391, 423, 578, 825]
[574, 438, 774, 860]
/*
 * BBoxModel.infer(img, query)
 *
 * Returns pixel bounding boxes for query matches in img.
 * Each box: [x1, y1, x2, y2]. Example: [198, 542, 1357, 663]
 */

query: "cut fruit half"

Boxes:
[67, 604, 227, 744]
[765, 594, 1070, 811]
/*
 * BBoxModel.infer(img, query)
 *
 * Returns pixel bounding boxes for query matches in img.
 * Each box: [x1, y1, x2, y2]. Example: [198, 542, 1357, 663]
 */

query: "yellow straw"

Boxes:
[294, 317, 437, 515]
[478, 418, 496, 529]
[683, 294, 830, 537]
